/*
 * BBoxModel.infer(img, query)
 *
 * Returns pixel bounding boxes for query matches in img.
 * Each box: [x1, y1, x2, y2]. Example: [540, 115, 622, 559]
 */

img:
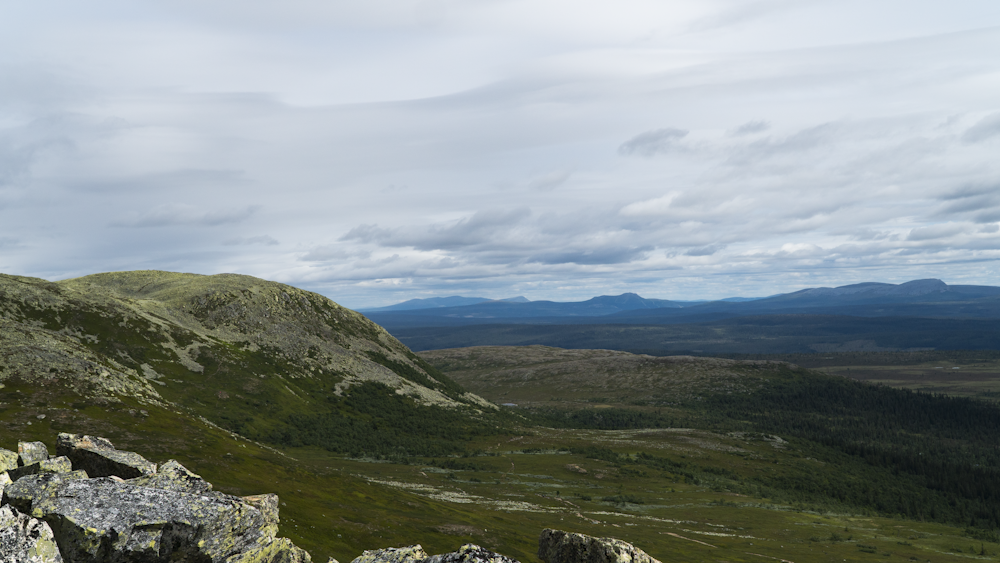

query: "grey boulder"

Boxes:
[351, 545, 429, 563]
[18, 441, 49, 466]
[538, 529, 661, 563]
[55, 432, 156, 479]
[8, 456, 73, 481]
[0, 504, 63, 563]
[126, 459, 213, 494]
[0, 447, 18, 472]
[352, 544, 519, 563]
[426, 544, 520, 563]
[3, 472, 285, 563]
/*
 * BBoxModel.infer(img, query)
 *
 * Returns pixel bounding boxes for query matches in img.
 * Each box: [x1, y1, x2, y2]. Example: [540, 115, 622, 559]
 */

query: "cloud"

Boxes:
[4, 2, 1000, 307]
[111, 204, 260, 228]
[962, 113, 1000, 143]
[724, 122, 838, 166]
[341, 207, 532, 251]
[619, 193, 681, 216]
[906, 223, 969, 241]
[223, 235, 279, 246]
[935, 183, 1000, 222]
[0, 117, 77, 187]
[526, 170, 571, 191]
[684, 244, 725, 256]
[618, 128, 689, 157]
[527, 245, 653, 265]
[731, 120, 770, 136]
[299, 245, 371, 262]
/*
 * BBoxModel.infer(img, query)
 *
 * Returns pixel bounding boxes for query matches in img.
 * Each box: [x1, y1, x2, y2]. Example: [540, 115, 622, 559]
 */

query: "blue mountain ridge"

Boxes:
[359, 295, 529, 312]
[362, 279, 1000, 329]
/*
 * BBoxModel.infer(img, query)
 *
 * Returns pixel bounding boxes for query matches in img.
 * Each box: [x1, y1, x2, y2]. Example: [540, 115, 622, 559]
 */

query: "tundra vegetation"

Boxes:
[1, 271, 999, 563]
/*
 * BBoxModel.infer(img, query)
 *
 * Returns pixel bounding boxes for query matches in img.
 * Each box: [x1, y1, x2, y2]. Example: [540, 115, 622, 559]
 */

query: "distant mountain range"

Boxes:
[363, 279, 1000, 342]
[362, 292, 688, 320]
[367, 278, 1000, 354]
[360, 295, 530, 312]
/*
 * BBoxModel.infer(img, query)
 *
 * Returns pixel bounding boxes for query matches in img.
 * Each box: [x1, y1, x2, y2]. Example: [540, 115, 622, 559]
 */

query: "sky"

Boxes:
[2, 1, 1000, 308]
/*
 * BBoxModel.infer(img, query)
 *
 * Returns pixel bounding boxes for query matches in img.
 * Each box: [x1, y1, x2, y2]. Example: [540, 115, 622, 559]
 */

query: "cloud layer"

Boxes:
[2, 1, 1000, 307]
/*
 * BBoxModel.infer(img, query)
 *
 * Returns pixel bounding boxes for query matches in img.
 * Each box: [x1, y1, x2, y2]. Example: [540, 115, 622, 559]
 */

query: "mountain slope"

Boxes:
[0, 271, 494, 456]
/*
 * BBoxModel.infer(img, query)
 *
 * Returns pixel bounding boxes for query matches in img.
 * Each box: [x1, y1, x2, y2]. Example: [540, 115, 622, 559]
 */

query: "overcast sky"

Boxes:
[3, 1, 1000, 308]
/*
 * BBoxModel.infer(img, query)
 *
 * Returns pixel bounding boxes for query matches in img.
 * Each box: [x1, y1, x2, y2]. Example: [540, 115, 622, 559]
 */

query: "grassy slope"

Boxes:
[422, 346, 1000, 549]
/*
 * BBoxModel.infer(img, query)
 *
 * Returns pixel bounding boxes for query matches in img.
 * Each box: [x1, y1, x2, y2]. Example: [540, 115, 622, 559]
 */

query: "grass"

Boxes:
[3, 369, 997, 563]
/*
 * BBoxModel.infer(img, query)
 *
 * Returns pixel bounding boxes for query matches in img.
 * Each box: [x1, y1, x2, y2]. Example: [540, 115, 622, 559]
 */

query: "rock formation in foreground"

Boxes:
[0, 433, 659, 563]
[537, 529, 661, 563]
[0, 432, 308, 563]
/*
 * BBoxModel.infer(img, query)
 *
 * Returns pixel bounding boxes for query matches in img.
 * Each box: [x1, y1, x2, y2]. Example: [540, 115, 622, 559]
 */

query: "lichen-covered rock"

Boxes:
[8, 456, 73, 481]
[3, 474, 276, 562]
[55, 433, 115, 456]
[351, 545, 429, 563]
[538, 529, 660, 563]
[2, 471, 89, 513]
[0, 505, 64, 563]
[18, 441, 49, 466]
[0, 447, 19, 471]
[55, 432, 156, 478]
[426, 544, 519, 563]
[127, 459, 213, 493]
[231, 537, 313, 563]
[352, 545, 518, 563]
[242, 493, 280, 537]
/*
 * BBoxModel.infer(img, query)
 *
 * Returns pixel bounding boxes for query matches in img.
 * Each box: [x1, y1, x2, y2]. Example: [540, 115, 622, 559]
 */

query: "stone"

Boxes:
[18, 441, 49, 466]
[242, 493, 281, 537]
[538, 529, 661, 563]
[127, 459, 213, 493]
[4, 473, 279, 563]
[2, 471, 89, 512]
[351, 545, 429, 563]
[0, 447, 19, 471]
[231, 537, 313, 563]
[55, 432, 156, 478]
[426, 544, 520, 563]
[0, 505, 63, 563]
[0, 471, 12, 498]
[352, 545, 519, 563]
[55, 433, 115, 456]
[7, 456, 73, 481]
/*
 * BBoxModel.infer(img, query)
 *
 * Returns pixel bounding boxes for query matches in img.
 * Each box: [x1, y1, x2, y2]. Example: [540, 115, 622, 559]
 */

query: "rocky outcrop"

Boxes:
[0, 433, 309, 563]
[538, 529, 661, 563]
[55, 433, 157, 479]
[352, 545, 430, 563]
[8, 456, 73, 481]
[351, 544, 519, 563]
[0, 447, 18, 471]
[127, 458, 213, 493]
[0, 505, 63, 563]
[18, 441, 50, 466]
